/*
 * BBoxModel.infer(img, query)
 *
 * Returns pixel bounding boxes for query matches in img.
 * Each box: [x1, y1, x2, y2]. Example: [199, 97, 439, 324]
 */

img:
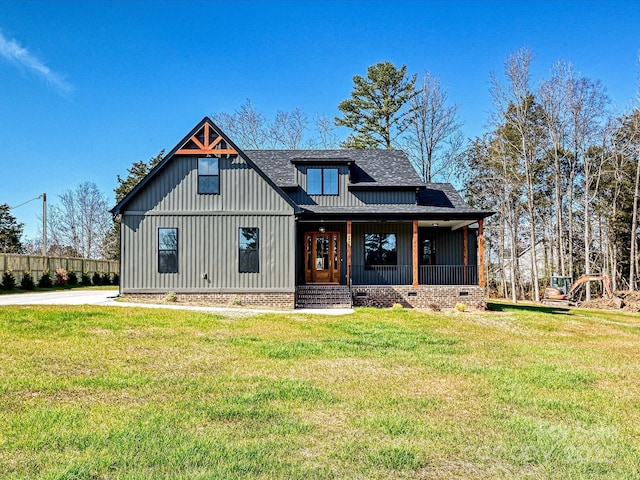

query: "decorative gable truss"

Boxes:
[175, 122, 238, 156]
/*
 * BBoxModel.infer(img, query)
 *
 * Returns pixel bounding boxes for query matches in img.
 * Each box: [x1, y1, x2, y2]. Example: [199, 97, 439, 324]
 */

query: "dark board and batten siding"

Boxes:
[290, 165, 416, 207]
[127, 155, 293, 213]
[121, 154, 295, 293]
[122, 214, 294, 292]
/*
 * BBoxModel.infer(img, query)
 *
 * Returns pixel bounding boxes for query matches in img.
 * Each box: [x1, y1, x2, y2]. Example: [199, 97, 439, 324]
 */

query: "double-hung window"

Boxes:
[307, 167, 338, 195]
[198, 157, 219, 194]
[158, 228, 178, 273]
[364, 233, 397, 269]
[239, 227, 259, 273]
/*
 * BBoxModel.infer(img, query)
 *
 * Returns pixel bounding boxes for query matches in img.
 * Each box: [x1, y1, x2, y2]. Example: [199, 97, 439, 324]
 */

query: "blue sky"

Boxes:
[2, 0, 640, 238]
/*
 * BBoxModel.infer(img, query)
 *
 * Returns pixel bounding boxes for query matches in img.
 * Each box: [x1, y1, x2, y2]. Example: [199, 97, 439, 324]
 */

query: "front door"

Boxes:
[305, 232, 340, 283]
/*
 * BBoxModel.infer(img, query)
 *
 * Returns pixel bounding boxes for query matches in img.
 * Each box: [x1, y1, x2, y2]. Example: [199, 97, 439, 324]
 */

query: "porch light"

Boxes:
[319, 226, 326, 233]
[432, 223, 439, 227]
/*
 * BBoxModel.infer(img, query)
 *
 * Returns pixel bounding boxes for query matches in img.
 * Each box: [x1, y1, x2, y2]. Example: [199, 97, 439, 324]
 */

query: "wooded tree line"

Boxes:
[462, 48, 640, 299]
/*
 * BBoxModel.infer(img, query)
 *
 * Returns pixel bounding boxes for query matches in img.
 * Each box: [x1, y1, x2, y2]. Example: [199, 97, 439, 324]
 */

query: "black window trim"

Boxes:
[158, 227, 178, 274]
[238, 227, 260, 273]
[364, 232, 398, 269]
[307, 167, 339, 196]
[198, 156, 220, 195]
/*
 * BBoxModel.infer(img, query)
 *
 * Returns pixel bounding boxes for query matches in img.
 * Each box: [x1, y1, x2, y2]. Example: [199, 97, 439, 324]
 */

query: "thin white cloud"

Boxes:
[0, 30, 74, 97]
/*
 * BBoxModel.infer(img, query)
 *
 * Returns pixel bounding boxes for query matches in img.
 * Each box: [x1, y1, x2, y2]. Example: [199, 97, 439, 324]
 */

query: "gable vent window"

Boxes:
[307, 167, 338, 195]
[198, 157, 219, 194]
[239, 227, 259, 273]
[158, 228, 178, 273]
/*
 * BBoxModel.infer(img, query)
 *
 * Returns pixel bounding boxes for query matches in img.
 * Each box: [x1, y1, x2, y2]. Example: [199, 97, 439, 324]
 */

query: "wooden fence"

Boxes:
[1, 254, 118, 284]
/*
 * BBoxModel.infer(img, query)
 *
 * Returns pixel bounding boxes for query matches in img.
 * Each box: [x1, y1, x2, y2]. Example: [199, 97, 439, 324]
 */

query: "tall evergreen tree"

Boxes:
[0, 204, 24, 253]
[115, 150, 165, 203]
[105, 150, 165, 260]
[335, 61, 416, 149]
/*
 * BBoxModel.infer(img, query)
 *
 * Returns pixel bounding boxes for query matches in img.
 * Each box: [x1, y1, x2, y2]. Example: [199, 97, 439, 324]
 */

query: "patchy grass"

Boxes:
[1, 303, 639, 478]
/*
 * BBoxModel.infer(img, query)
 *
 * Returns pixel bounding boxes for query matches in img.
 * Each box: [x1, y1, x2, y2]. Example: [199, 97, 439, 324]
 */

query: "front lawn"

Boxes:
[1, 304, 639, 479]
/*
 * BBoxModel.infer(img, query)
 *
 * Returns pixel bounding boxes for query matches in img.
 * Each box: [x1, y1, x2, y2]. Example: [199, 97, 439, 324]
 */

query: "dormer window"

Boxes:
[308, 167, 338, 195]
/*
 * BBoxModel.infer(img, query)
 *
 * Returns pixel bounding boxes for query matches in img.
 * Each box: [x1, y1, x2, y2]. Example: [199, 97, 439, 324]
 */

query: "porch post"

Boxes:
[346, 221, 352, 286]
[478, 219, 486, 287]
[463, 226, 468, 285]
[412, 220, 419, 287]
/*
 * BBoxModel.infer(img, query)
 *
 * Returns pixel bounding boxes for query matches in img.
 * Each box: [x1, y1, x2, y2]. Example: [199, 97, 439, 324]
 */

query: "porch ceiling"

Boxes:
[298, 219, 479, 230]
[417, 219, 479, 230]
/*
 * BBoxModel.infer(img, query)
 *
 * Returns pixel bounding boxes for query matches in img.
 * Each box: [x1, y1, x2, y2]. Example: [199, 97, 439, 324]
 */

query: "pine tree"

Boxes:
[0, 204, 24, 253]
[335, 62, 416, 149]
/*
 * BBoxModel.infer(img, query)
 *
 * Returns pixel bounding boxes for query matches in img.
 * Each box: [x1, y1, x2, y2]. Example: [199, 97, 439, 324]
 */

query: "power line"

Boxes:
[9, 195, 43, 210]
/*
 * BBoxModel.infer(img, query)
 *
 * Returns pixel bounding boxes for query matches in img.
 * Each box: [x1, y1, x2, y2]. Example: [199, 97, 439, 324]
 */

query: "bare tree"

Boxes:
[212, 99, 268, 149]
[404, 71, 463, 182]
[567, 75, 609, 300]
[312, 114, 341, 149]
[268, 108, 309, 149]
[539, 62, 572, 276]
[213, 100, 321, 150]
[48, 182, 111, 259]
[491, 48, 545, 301]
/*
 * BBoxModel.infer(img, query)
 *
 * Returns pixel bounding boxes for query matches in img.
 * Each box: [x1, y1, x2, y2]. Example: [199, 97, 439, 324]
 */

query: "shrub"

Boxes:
[229, 296, 243, 306]
[428, 303, 441, 312]
[20, 270, 35, 290]
[38, 270, 53, 288]
[67, 271, 78, 286]
[391, 303, 404, 310]
[1, 270, 16, 290]
[163, 291, 178, 302]
[455, 302, 467, 312]
[80, 272, 91, 286]
[54, 268, 68, 286]
[92, 272, 101, 286]
[101, 272, 111, 286]
[111, 273, 120, 286]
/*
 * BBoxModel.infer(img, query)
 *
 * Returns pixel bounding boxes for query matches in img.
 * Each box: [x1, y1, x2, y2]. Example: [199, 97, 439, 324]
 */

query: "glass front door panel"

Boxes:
[305, 232, 340, 283]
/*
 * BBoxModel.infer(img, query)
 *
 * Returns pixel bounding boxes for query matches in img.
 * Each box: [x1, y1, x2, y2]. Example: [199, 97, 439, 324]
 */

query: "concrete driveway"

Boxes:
[0, 289, 353, 315]
[0, 290, 118, 306]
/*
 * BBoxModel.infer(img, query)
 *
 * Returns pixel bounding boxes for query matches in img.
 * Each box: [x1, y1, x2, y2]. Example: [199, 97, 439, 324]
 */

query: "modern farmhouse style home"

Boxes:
[111, 117, 493, 309]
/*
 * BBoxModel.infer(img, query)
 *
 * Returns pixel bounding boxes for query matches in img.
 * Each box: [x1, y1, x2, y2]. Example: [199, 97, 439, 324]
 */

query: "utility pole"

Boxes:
[42, 193, 47, 257]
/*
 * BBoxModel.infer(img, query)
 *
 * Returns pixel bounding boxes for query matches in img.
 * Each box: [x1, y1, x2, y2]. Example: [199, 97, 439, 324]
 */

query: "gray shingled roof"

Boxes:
[245, 150, 425, 189]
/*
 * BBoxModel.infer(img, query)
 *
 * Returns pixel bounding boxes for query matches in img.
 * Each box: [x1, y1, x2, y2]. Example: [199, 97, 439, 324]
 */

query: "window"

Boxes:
[420, 238, 435, 265]
[364, 233, 397, 268]
[158, 228, 178, 273]
[307, 167, 338, 195]
[239, 227, 259, 273]
[198, 157, 219, 194]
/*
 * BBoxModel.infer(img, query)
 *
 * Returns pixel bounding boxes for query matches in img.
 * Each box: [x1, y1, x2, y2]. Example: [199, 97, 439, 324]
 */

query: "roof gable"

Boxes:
[111, 117, 301, 215]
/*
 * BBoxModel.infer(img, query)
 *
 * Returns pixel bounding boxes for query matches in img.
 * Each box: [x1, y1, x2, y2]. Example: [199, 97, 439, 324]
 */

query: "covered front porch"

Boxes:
[297, 219, 486, 288]
[295, 217, 487, 308]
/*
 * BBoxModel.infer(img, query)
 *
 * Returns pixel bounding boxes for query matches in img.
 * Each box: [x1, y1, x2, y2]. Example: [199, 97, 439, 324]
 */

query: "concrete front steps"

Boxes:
[296, 285, 352, 309]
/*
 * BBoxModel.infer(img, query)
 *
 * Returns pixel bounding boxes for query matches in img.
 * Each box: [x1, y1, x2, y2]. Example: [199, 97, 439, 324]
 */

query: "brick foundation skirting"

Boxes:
[123, 292, 295, 309]
[351, 285, 485, 309]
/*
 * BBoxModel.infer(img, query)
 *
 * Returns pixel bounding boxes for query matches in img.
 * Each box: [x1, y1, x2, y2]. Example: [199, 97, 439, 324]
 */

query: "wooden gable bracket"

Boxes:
[175, 122, 239, 156]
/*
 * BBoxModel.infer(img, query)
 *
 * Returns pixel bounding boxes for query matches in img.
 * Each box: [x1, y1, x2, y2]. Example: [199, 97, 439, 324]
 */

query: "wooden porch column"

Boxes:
[412, 220, 419, 287]
[463, 226, 468, 285]
[478, 219, 486, 287]
[346, 221, 352, 286]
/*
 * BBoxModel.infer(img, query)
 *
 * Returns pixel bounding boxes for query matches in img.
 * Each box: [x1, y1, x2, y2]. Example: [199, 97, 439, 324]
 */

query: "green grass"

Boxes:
[1, 303, 639, 479]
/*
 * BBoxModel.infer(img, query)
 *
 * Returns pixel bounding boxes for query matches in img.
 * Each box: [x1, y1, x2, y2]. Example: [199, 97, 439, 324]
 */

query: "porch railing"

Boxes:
[420, 265, 478, 285]
[351, 265, 412, 285]
[351, 264, 478, 286]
